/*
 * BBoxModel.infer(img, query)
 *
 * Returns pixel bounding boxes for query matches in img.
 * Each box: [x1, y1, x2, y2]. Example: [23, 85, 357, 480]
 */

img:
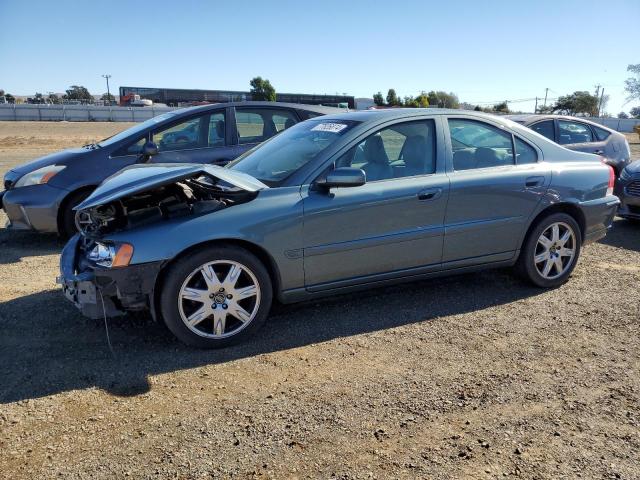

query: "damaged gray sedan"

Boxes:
[58, 110, 619, 348]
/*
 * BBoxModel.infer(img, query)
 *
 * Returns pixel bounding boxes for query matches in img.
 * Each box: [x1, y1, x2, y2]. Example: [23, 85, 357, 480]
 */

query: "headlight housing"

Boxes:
[87, 242, 134, 268]
[14, 165, 66, 188]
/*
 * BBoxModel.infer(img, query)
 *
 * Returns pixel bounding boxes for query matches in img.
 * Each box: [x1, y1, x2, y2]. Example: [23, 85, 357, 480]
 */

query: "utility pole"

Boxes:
[598, 87, 605, 117]
[102, 74, 112, 105]
[534, 97, 538, 114]
[543, 88, 549, 109]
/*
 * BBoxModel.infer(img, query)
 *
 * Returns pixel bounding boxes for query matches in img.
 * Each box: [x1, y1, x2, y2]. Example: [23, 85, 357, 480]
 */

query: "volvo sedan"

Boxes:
[1, 102, 339, 237]
[58, 109, 619, 348]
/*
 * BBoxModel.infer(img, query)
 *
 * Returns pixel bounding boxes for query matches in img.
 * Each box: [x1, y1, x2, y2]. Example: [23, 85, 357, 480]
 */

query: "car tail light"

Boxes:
[601, 157, 615, 196]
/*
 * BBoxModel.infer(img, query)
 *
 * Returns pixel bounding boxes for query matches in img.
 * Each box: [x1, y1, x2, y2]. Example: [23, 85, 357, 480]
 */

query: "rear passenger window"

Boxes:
[514, 137, 537, 164]
[558, 120, 593, 145]
[449, 119, 514, 170]
[593, 126, 611, 141]
[531, 120, 554, 141]
[235, 108, 297, 144]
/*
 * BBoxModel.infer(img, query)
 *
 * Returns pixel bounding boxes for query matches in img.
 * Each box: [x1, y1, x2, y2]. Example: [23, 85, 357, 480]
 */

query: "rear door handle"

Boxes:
[417, 187, 442, 201]
[525, 176, 545, 188]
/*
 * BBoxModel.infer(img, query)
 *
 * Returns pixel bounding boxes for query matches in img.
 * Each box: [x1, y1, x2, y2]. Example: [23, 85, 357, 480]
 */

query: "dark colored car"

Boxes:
[508, 115, 632, 175]
[58, 109, 619, 348]
[616, 160, 640, 220]
[1, 102, 340, 237]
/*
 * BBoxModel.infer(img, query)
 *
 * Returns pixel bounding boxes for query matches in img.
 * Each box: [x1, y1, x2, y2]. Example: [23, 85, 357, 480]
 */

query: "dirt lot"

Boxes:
[0, 122, 639, 479]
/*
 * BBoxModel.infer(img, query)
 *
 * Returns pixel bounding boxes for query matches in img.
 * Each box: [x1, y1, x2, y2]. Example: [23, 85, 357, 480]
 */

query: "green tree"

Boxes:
[493, 101, 509, 113]
[5, 93, 15, 103]
[373, 92, 385, 106]
[64, 85, 93, 102]
[48, 93, 61, 104]
[624, 64, 640, 103]
[427, 90, 459, 109]
[617, 111, 629, 119]
[473, 105, 482, 111]
[414, 92, 429, 108]
[249, 76, 276, 101]
[552, 91, 598, 116]
[101, 92, 115, 103]
[386, 88, 400, 106]
[630, 106, 640, 119]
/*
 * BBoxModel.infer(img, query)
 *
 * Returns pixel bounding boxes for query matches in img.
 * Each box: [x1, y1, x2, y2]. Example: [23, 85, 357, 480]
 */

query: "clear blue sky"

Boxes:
[2, 0, 638, 114]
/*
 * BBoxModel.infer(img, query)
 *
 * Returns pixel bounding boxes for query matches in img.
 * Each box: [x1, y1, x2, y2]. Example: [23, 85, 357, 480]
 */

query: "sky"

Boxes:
[1, 0, 638, 115]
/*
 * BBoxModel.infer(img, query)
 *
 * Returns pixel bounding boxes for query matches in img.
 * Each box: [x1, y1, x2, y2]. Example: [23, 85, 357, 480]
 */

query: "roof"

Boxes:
[174, 101, 343, 116]
[316, 108, 510, 123]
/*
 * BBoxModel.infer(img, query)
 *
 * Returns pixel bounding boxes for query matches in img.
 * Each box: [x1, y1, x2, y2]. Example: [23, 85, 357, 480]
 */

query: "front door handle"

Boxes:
[417, 187, 442, 201]
[594, 149, 604, 155]
[525, 176, 545, 188]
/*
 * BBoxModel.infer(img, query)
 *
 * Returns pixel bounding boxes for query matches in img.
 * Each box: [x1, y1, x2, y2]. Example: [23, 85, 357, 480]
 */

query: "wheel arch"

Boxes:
[523, 202, 586, 248]
[56, 185, 98, 234]
[151, 238, 282, 323]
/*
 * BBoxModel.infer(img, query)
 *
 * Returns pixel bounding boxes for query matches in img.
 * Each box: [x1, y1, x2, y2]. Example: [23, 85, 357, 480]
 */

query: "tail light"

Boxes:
[600, 157, 615, 196]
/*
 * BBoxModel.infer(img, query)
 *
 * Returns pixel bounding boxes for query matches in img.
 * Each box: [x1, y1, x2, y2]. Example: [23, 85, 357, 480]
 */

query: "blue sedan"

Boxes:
[59, 109, 619, 348]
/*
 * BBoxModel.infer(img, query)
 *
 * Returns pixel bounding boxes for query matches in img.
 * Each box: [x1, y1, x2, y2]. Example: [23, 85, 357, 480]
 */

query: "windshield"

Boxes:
[227, 119, 360, 185]
[97, 112, 178, 147]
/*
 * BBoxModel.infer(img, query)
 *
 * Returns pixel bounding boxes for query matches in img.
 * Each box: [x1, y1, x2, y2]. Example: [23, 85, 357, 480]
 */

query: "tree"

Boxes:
[473, 105, 482, 111]
[426, 90, 459, 109]
[101, 92, 115, 103]
[64, 85, 93, 102]
[414, 92, 429, 108]
[552, 91, 598, 116]
[373, 92, 385, 106]
[0, 89, 4, 96]
[630, 106, 640, 119]
[249, 76, 276, 101]
[403, 96, 417, 108]
[386, 88, 400, 106]
[5, 93, 15, 103]
[48, 93, 61, 104]
[618, 111, 629, 119]
[493, 101, 509, 113]
[624, 64, 640, 103]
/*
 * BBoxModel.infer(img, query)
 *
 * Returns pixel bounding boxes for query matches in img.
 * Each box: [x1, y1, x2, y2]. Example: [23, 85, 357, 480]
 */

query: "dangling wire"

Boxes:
[98, 289, 115, 357]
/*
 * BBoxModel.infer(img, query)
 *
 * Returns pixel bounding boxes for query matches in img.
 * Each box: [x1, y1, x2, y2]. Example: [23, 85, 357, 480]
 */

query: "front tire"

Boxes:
[160, 246, 272, 348]
[516, 213, 582, 288]
[60, 190, 92, 239]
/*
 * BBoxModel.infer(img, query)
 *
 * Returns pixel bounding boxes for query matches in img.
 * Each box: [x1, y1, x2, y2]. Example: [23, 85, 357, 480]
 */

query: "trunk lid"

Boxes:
[76, 163, 268, 210]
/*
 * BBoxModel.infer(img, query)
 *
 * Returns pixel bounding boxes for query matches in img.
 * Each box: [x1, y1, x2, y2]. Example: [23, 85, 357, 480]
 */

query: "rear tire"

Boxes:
[160, 245, 272, 348]
[516, 213, 581, 288]
[60, 190, 92, 239]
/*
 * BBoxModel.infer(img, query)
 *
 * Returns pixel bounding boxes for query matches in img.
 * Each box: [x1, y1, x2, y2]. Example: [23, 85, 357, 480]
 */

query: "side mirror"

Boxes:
[140, 141, 158, 161]
[321, 167, 366, 189]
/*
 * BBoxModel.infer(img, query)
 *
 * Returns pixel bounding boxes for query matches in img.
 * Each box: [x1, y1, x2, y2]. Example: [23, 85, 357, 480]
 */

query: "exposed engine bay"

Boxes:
[75, 174, 257, 238]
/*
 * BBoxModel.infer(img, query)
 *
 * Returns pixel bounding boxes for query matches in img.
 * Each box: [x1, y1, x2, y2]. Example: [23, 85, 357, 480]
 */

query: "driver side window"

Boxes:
[336, 120, 436, 182]
[153, 116, 205, 152]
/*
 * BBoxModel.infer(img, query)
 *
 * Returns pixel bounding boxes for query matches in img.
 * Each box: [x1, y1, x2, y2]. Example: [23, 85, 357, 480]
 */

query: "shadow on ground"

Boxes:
[599, 217, 640, 251]
[0, 269, 543, 404]
[0, 227, 63, 264]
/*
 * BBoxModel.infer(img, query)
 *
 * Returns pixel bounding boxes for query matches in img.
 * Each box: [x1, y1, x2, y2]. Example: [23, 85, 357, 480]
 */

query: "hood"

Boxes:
[10, 147, 87, 176]
[624, 159, 640, 175]
[76, 163, 268, 210]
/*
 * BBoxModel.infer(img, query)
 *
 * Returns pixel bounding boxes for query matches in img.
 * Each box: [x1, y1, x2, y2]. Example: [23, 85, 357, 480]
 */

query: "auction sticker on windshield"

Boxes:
[311, 122, 349, 133]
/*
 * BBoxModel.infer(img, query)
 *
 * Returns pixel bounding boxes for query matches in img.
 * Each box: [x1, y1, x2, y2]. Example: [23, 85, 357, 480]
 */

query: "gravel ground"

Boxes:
[0, 122, 639, 479]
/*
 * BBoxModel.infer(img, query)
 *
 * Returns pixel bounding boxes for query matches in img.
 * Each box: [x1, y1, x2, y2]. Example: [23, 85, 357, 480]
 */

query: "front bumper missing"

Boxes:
[57, 234, 164, 320]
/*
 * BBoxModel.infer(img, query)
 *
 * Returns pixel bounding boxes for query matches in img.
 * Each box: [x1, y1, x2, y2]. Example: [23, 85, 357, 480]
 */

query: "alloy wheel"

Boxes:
[178, 260, 261, 338]
[533, 221, 576, 280]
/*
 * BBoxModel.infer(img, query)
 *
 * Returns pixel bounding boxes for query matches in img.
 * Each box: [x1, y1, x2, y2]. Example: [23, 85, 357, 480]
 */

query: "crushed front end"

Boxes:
[57, 234, 164, 319]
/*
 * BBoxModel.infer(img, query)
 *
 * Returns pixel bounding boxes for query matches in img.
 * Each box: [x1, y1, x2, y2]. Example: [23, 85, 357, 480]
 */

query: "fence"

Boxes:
[0, 104, 177, 122]
[583, 116, 640, 133]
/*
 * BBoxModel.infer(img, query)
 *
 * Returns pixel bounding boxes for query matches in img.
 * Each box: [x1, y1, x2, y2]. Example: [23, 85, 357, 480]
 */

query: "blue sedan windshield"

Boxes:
[227, 119, 360, 185]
